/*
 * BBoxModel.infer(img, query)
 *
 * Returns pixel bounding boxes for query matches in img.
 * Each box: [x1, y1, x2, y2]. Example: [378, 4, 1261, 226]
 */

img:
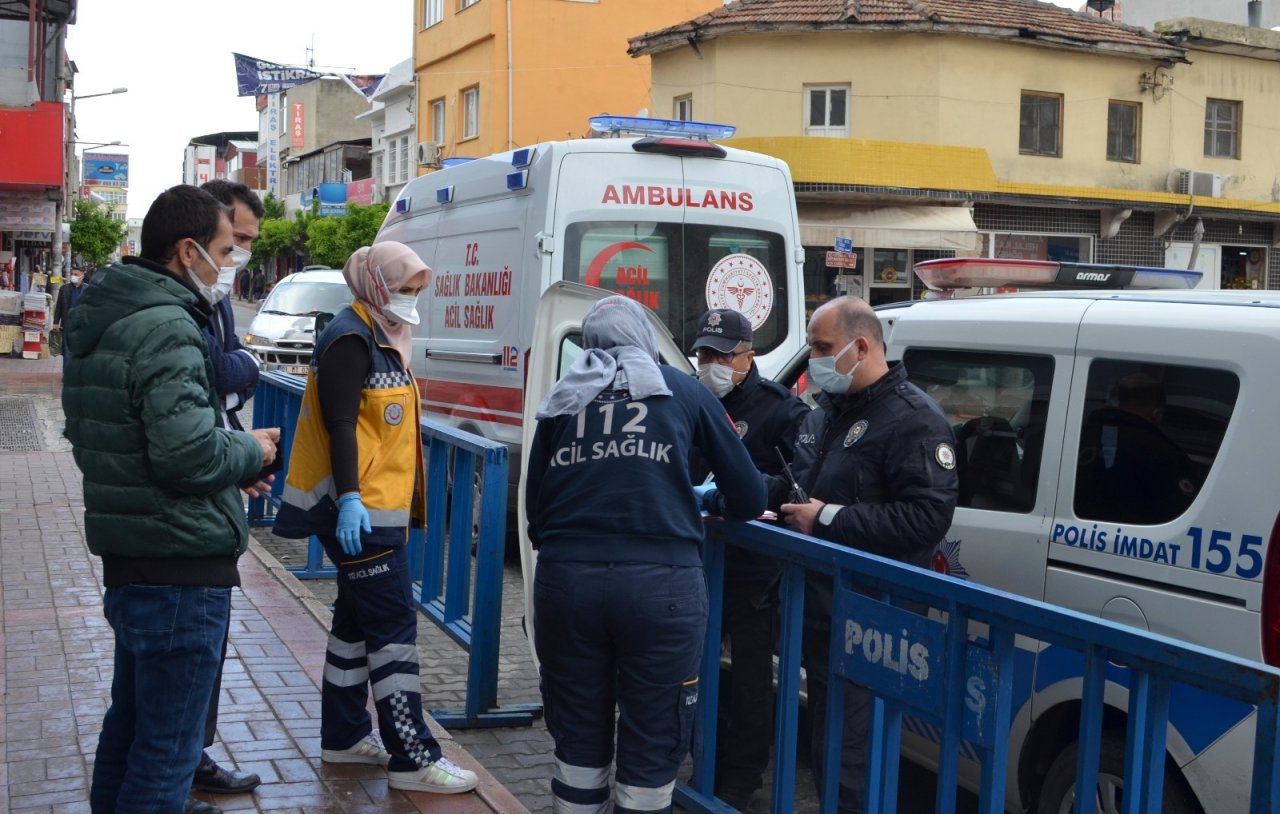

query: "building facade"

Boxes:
[631, 0, 1280, 308]
[412, 0, 723, 171]
[358, 58, 415, 204]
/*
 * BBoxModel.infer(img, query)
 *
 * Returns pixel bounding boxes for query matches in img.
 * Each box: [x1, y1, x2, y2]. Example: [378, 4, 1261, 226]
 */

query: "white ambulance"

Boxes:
[375, 116, 805, 491]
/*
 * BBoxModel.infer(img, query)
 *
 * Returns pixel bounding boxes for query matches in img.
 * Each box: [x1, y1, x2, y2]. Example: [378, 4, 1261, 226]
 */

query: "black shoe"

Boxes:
[184, 796, 223, 814]
[717, 786, 759, 812]
[191, 752, 261, 794]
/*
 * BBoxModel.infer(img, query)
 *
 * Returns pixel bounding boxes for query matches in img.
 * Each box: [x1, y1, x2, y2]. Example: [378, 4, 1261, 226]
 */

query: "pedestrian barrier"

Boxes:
[249, 371, 539, 729]
[682, 519, 1280, 814]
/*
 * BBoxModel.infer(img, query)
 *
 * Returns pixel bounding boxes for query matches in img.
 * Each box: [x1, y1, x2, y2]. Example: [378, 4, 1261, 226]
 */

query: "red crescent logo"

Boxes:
[584, 241, 655, 288]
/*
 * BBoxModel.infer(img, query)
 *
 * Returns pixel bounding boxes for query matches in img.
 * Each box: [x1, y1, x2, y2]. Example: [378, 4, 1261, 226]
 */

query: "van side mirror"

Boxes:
[314, 312, 335, 335]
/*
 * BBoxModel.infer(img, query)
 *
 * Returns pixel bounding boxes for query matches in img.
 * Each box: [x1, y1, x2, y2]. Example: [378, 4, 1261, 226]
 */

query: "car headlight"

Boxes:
[244, 333, 259, 345]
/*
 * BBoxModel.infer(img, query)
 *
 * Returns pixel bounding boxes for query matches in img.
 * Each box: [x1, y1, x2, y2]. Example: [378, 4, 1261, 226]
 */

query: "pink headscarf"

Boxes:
[341, 241, 431, 366]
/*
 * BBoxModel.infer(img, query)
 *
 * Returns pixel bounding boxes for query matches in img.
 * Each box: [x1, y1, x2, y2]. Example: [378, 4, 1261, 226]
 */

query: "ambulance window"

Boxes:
[558, 334, 585, 379]
[564, 221, 788, 357]
[1074, 361, 1239, 525]
[904, 349, 1055, 513]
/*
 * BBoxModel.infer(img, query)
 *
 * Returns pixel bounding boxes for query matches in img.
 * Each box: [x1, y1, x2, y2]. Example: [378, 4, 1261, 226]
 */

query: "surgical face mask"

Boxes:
[210, 266, 238, 304]
[697, 362, 737, 399]
[69, 274, 83, 285]
[807, 338, 861, 394]
[386, 292, 420, 325]
[191, 242, 237, 306]
[229, 245, 252, 272]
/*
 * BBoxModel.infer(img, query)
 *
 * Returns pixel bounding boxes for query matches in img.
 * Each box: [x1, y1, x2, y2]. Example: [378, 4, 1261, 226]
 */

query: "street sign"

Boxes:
[835, 236, 854, 253]
[826, 251, 858, 269]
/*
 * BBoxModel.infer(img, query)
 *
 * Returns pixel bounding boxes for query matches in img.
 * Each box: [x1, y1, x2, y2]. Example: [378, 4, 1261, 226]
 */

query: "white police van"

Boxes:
[521, 258, 1278, 812]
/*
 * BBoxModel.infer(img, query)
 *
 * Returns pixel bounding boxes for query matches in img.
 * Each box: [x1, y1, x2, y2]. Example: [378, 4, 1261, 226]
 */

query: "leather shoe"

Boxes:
[184, 796, 223, 814]
[191, 751, 261, 794]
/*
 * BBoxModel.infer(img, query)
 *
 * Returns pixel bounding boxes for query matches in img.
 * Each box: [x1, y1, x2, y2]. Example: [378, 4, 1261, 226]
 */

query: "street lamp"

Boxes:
[73, 86, 128, 101]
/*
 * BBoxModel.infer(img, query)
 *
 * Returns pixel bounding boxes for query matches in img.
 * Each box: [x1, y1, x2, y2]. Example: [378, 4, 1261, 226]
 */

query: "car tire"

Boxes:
[1035, 733, 1198, 814]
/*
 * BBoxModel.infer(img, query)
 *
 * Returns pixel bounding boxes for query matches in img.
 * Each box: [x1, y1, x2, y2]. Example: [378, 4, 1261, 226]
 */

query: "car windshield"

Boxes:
[260, 280, 352, 316]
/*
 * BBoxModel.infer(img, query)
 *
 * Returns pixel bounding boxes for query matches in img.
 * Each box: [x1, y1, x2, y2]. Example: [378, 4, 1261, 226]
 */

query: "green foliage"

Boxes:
[248, 199, 392, 270]
[305, 216, 345, 267]
[69, 199, 128, 266]
[260, 192, 286, 220]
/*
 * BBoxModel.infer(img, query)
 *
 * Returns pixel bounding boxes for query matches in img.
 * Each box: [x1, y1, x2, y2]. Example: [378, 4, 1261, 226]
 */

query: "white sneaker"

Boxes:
[388, 755, 479, 793]
[321, 732, 391, 766]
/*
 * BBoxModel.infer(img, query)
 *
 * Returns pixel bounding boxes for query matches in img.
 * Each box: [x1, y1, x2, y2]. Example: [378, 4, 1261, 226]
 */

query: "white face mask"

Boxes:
[808, 338, 861, 394]
[69, 274, 83, 285]
[191, 243, 237, 306]
[386, 292, 420, 325]
[229, 245, 252, 272]
[211, 266, 238, 304]
[696, 362, 737, 399]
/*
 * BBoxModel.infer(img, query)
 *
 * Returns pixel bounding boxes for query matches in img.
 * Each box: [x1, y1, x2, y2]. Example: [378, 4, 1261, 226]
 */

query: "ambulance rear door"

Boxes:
[516, 280, 692, 664]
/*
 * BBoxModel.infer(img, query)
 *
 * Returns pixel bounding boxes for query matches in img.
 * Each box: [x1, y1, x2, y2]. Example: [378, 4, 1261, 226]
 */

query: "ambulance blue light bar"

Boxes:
[511, 147, 535, 168]
[914, 258, 1203, 291]
[436, 186, 454, 205]
[506, 170, 528, 190]
[394, 197, 411, 214]
[588, 115, 736, 141]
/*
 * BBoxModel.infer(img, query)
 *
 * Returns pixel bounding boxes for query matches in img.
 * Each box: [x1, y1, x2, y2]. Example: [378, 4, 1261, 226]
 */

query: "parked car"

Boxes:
[243, 268, 351, 374]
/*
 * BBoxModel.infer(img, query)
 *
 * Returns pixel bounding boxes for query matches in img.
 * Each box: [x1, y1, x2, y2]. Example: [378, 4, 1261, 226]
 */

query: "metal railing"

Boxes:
[249, 372, 539, 729]
[682, 520, 1280, 814]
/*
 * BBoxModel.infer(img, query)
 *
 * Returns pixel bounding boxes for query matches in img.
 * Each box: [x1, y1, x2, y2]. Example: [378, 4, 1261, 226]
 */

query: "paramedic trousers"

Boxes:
[804, 575, 871, 814]
[318, 537, 442, 771]
[534, 560, 708, 814]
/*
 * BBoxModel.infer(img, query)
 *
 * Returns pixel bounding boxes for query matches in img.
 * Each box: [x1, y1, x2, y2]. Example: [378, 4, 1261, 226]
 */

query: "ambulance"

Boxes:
[375, 116, 805, 497]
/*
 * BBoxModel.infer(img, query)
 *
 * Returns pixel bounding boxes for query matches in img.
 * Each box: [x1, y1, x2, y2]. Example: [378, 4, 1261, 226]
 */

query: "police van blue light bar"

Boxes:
[588, 115, 736, 141]
[436, 186, 454, 205]
[914, 258, 1202, 291]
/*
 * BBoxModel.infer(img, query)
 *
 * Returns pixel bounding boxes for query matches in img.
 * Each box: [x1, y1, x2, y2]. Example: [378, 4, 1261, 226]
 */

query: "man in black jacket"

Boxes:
[776, 296, 958, 814]
[690, 308, 809, 810]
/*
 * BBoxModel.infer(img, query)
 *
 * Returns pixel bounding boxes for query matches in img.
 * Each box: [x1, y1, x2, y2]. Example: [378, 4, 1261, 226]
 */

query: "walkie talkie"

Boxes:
[776, 447, 809, 504]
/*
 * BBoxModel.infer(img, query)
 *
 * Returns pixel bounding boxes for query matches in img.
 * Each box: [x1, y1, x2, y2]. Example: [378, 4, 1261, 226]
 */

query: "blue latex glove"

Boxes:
[336, 492, 371, 556]
[692, 482, 719, 512]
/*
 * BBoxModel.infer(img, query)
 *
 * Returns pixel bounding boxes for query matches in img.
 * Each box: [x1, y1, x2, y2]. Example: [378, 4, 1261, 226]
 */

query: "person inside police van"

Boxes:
[272, 241, 479, 795]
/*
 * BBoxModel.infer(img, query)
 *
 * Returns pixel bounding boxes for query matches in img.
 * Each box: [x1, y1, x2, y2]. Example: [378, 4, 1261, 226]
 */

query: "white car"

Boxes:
[242, 268, 351, 374]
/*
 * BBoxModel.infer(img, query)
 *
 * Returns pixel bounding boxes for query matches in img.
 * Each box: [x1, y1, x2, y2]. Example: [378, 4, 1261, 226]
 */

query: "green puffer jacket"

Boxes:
[62, 258, 263, 565]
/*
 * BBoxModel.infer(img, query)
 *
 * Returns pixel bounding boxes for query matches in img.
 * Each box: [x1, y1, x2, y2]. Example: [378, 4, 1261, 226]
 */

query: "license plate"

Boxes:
[283, 364, 309, 376]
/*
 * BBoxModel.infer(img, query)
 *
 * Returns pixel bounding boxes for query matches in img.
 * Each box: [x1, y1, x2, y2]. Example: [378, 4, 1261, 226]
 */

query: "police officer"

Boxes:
[779, 296, 958, 813]
[526, 296, 765, 814]
[690, 308, 809, 810]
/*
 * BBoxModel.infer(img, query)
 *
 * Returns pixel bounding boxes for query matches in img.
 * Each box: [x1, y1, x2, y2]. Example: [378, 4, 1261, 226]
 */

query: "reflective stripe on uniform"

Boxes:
[366, 506, 410, 527]
[551, 758, 611, 814]
[553, 759, 609, 790]
[614, 780, 675, 812]
[323, 663, 369, 688]
[282, 475, 336, 511]
[326, 635, 366, 660]
[371, 671, 422, 700]
[368, 642, 417, 671]
[552, 798, 609, 814]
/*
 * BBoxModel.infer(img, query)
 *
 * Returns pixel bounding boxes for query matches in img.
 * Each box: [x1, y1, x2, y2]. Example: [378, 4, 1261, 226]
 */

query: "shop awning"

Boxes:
[799, 205, 979, 252]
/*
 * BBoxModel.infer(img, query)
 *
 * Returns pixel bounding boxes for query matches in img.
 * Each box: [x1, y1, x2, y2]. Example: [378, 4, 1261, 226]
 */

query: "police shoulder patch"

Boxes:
[935, 442, 956, 470]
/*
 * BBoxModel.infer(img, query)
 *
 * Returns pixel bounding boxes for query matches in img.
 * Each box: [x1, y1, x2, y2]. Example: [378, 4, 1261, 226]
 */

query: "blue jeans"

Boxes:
[91, 585, 230, 814]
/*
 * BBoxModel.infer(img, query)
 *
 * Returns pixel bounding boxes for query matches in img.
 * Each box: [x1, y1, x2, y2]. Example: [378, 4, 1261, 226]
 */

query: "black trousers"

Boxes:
[714, 575, 776, 796]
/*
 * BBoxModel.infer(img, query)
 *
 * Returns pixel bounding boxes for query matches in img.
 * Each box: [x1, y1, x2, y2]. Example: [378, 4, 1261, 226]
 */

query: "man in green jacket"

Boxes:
[62, 184, 280, 814]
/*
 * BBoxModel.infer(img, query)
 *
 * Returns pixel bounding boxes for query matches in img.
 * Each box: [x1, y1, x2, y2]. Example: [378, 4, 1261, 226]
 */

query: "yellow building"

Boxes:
[630, 1, 1280, 304]
[413, 0, 723, 163]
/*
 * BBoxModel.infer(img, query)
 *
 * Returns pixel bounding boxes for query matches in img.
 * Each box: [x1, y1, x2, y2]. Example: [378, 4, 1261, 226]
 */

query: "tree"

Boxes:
[69, 199, 127, 266]
[303, 202, 391, 268]
[261, 191, 286, 221]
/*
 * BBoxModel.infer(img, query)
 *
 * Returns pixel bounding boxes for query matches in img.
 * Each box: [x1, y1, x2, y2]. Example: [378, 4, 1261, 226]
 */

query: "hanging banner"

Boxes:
[291, 103, 305, 148]
[341, 74, 385, 99]
[233, 53, 321, 97]
[0, 192, 57, 233]
[82, 153, 129, 187]
[266, 93, 282, 198]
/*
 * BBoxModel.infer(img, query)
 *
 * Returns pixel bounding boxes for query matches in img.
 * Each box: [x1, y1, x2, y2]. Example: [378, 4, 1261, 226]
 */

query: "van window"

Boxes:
[564, 221, 789, 356]
[1074, 361, 1239, 525]
[904, 349, 1055, 513]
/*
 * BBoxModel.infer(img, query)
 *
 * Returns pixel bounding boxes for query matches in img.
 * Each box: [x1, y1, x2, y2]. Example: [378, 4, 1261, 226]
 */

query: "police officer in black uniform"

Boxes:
[526, 296, 765, 814]
[690, 308, 809, 810]
[777, 295, 958, 813]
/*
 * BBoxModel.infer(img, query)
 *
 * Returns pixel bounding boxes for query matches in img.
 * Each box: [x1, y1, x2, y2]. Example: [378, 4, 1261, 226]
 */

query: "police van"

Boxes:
[520, 258, 1279, 812]
[375, 116, 805, 498]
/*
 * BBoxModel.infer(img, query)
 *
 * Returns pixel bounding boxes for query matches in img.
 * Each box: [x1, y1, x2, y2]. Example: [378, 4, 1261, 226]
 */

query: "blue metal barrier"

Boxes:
[249, 372, 539, 729]
[680, 520, 1280, 814]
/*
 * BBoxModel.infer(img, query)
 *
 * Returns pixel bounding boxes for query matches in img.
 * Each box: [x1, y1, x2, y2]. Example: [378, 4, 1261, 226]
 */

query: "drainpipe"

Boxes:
[506, 0, 513, 150]
[1249, 0, 1263, 27]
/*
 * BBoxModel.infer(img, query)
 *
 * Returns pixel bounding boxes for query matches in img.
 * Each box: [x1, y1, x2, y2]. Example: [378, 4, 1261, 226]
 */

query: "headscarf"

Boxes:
[536, 295, 672, 419]
[341, 241, 431, 366]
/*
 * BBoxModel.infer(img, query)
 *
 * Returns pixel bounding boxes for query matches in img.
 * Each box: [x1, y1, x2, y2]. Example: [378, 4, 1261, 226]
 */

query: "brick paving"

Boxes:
[0, 355, 526, 814]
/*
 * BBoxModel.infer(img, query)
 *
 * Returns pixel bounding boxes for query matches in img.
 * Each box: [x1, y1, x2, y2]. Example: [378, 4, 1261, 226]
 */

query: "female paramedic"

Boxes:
[525, 295, 766, 814]
[274, 241, 478, 795]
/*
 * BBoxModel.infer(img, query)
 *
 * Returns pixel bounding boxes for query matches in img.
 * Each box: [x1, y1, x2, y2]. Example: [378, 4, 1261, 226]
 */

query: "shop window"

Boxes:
[868, 248, 909, 307]
[804, 84, 849, 137]
[1107, 100, 1140, 163]
[1019, 91, 1062, 157]
[462, 86, 480, 140]
[674, 95, 693, 122]
[904, 349, 1055, 513]
[1074, 361, 1239, 525]
[983, 232, 1091, 263]
[1204, 98, 1241, 159]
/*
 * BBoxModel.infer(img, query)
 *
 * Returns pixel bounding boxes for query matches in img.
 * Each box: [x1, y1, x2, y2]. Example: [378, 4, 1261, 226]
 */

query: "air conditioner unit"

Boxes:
[416, 141, 441, 167]
[1177, 170, 1223, 198]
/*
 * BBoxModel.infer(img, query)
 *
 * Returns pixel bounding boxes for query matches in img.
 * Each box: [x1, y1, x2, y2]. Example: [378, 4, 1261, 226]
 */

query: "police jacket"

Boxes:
[768, 362, 958, 569]
[202, 295, 259, 431]
[526, 365, 766, 566]
[62, 258, 263, 588]
[275, 303, 426, 546]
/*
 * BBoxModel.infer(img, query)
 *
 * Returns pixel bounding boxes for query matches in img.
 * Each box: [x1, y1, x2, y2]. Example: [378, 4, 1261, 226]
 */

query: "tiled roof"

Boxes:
[629, 0, 1184, 61]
